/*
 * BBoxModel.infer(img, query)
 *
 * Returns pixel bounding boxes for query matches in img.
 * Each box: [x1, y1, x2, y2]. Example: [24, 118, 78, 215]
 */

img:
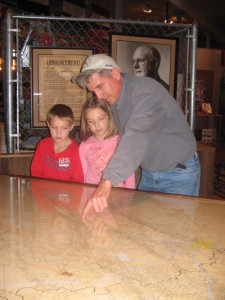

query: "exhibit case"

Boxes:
[0, 174, 225, 299]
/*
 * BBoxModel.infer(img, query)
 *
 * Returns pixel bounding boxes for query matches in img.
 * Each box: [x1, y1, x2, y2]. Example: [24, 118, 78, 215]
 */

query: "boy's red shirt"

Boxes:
[30, 137, 84, 183]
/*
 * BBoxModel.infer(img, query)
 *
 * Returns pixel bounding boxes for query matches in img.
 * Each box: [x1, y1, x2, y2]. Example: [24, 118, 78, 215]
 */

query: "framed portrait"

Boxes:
[110, 34, 177, 96]
[32, 48, 93, 128]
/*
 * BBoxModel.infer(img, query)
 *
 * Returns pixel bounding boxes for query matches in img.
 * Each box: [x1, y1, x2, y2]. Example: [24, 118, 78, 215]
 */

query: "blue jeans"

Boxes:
[138, 153, 201, 197]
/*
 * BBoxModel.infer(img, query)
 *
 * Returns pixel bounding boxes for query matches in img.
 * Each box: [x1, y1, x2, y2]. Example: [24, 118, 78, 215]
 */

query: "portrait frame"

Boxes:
[110, 34, 177, 96]
[32, 47, 93, 128]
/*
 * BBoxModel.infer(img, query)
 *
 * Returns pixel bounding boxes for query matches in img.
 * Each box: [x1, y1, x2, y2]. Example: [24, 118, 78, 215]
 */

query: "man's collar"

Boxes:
[115, 73, 127, 108]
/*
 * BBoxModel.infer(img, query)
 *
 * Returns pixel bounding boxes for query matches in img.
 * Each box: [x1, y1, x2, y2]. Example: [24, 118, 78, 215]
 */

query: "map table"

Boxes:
[0, 174, 225, 299]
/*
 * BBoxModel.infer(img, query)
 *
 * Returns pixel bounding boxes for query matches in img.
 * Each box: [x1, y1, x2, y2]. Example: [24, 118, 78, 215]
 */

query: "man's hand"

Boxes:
[82, 179, 112, 218]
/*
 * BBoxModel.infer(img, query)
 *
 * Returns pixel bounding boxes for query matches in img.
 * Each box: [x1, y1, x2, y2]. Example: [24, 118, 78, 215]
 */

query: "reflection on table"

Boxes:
[0, 174, 225, 299]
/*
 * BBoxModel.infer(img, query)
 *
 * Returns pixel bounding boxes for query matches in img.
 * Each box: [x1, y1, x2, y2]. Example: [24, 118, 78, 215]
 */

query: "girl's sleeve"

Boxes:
[72, 143, 84, 183]
[124, 173, 136, 189]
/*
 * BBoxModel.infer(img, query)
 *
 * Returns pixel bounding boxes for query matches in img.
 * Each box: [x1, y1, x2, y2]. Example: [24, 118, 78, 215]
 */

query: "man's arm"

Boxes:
[82, 179, 112, 218]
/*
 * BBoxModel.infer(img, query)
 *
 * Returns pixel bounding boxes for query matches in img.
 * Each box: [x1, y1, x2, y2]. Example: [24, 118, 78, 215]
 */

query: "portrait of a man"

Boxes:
[132, 44, 169, 90]
[111, 35, 177, 96]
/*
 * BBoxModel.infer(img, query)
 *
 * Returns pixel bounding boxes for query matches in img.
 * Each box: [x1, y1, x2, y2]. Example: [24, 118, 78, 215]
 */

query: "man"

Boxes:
[72, 54, 200, 217]
[132, 44, 169, 90]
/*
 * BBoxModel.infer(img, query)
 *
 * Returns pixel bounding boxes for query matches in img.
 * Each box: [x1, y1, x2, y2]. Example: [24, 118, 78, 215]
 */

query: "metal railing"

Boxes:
[2, 10, 197, 153]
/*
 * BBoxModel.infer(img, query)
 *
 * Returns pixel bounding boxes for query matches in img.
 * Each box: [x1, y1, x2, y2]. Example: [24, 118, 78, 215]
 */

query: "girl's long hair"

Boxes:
[80, 95, 118, 141]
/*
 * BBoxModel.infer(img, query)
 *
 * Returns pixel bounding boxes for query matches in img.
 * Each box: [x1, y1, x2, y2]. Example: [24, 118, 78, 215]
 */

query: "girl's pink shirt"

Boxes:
[79, 135, 135, 189]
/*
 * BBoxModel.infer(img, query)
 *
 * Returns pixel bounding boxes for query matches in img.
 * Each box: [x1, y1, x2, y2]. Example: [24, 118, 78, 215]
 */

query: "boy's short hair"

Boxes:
[47, 104, 74, 123]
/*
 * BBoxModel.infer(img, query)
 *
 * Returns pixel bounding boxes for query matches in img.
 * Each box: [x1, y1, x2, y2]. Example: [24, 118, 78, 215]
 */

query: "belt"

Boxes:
[176, 152, 198, 169]
[176, 163, 187, 169]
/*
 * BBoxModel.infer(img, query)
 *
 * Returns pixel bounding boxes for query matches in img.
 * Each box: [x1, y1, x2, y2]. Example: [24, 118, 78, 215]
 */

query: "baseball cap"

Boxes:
[81, 54, 119, 72]
[71, 54, 120, 85]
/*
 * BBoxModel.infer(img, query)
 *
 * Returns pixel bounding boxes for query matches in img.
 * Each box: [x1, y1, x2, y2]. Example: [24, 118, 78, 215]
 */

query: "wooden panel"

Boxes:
[197, 142, 215, 198]
[0, 154, 33, 177]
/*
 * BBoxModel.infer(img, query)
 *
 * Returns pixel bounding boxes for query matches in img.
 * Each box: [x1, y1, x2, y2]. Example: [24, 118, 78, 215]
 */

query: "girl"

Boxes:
[79, 96, 135, 188]
[30, 104, 84, 183]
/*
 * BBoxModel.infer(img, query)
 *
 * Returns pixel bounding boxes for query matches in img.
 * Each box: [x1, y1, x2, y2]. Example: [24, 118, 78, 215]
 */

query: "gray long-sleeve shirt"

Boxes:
[103, 74, 197, 187]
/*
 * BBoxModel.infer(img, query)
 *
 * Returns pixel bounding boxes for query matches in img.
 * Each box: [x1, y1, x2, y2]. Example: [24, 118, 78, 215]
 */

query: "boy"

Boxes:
[30, 104, 83, 183]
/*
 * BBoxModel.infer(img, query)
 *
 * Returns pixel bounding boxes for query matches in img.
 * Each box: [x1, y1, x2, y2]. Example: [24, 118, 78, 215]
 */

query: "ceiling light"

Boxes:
[143, 4, 152, 14]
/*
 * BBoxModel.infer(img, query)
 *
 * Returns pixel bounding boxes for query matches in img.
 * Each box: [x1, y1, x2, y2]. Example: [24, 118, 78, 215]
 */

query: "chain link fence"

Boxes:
[2, 10, 197, 153]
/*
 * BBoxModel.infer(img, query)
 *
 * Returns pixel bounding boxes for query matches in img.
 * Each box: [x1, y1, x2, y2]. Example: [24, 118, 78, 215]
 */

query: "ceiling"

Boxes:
[1, 0, 225, 48]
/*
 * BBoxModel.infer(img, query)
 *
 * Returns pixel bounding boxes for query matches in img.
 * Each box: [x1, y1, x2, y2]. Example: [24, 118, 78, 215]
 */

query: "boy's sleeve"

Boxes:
[30, 142, 45, 178]
[78, 142, 88, 182]
[72, 143, 84, 183]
